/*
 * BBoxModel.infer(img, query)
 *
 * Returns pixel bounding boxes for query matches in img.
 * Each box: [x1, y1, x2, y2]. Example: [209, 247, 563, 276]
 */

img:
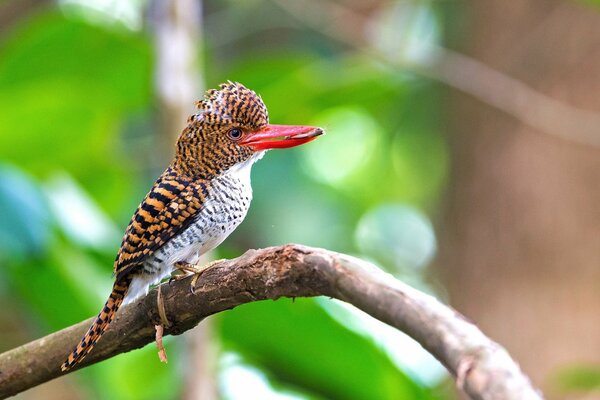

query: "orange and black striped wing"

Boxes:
[114, 169, 209, 280]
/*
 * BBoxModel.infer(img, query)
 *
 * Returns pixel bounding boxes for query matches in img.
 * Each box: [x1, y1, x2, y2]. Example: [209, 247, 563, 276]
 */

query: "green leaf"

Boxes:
[218, 298, 435, 400]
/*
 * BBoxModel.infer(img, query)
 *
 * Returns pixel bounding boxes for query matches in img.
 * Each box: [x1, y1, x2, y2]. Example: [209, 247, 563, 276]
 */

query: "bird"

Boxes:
[61, 82, 323, 371]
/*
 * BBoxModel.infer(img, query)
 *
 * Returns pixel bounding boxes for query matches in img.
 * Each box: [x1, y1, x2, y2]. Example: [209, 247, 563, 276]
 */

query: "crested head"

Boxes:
[195, 81, 269, 130]
[174, 82, 323, 178]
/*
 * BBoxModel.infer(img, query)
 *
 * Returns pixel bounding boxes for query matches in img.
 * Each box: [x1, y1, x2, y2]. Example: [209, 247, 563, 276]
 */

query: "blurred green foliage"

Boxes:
[553, 364, 600, 394]
[0, 11, 152, 213]
[0, 1, 456, 399]
[220, 299, 435, 400]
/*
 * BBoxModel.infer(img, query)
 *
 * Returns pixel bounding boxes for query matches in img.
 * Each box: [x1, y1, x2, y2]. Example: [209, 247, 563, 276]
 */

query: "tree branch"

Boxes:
[0, 244, 543, 399]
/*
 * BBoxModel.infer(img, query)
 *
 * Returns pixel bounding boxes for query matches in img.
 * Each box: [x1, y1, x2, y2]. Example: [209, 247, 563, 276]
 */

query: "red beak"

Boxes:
[240, 124, 324, 150]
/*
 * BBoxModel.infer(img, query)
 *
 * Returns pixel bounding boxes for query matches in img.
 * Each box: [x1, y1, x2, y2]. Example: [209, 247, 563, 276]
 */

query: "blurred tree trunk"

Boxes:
[0, 0, 51, 35]
[438, 0, 600, 397]
[149, 1, 218, 399]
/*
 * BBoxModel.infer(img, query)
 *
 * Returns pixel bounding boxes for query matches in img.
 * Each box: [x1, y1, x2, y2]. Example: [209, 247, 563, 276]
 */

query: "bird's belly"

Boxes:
[124, 172, 252, 304]
[154, 206, 247, 267]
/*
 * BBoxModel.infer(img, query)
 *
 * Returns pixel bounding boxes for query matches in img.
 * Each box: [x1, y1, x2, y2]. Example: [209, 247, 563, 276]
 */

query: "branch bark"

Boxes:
[0, 244, 543, 400]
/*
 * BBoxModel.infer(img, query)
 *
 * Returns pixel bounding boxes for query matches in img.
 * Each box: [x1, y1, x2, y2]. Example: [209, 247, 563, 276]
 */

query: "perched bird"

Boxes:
[61, 82, 323, 371]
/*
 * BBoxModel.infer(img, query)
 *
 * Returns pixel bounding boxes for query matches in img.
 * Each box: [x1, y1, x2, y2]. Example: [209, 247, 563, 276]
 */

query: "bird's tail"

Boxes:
[61, 277, 131, 371]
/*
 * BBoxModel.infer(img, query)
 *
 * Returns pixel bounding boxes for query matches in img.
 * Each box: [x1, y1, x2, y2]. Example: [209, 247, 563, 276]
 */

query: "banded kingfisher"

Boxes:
[61, 82, 323, 371]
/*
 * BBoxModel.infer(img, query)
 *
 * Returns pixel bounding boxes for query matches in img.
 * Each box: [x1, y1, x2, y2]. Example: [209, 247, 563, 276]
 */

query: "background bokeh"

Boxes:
[1, 0, 599, 399]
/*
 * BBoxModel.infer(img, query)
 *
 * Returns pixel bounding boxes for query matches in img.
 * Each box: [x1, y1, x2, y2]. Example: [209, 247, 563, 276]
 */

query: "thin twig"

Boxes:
[154, 324, 168, 363]
[0, 244, 543, 400]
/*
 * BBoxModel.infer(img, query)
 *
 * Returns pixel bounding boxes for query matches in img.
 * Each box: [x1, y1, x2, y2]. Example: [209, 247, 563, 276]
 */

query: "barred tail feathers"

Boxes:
[61, 277, 131, 371]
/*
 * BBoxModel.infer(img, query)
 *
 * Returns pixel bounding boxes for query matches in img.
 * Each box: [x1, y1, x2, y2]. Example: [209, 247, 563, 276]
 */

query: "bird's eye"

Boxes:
[227, 128, 243, 141]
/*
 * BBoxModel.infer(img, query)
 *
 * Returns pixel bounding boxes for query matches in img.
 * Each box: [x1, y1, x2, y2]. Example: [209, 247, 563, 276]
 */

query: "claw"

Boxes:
[174, 259, 227, 295]
[190, 273, 201, 294]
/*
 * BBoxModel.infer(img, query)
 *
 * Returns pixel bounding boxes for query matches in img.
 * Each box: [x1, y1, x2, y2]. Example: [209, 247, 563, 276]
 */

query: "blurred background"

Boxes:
[1, 0, 599, 399]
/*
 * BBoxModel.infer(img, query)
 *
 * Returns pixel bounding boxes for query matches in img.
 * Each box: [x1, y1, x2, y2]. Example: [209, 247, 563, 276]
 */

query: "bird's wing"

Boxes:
[113, 169, 209, 280]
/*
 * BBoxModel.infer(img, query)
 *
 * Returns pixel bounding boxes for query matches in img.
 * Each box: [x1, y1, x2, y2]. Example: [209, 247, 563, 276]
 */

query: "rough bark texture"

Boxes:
[0, 245, 542, 400]
[438, 0, 600, 396]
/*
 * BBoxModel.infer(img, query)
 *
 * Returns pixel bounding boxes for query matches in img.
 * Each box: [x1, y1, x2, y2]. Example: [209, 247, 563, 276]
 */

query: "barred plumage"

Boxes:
[61, 82, 322, 372]
[61, 277, 131, 370]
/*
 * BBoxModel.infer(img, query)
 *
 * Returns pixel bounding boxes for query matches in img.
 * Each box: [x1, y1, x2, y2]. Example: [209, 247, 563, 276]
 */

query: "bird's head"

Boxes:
[175, 82, 323, 178]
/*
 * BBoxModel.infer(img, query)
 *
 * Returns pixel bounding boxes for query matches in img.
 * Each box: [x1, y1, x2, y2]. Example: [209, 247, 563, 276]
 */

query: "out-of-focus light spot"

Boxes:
[367, 1, 440, 65]
[302, 107, 380, 186]
[219, 353, 308, 400]
[45, 173, 120, 251]
[355, 204, 436, 272]
[59, 0, 144, 30]
[317, 298, 447, 386]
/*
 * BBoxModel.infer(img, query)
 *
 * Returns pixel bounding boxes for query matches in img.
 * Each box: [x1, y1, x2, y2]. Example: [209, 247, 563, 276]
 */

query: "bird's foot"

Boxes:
[172, 261, 203, 276]
[169, 261, 201, 284]
[172, 260, 227, 294]
[190, 258, 227, 293]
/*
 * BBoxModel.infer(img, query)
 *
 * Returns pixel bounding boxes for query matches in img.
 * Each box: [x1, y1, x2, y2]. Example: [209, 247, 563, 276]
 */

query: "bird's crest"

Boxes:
[191, 81, 268, 130]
